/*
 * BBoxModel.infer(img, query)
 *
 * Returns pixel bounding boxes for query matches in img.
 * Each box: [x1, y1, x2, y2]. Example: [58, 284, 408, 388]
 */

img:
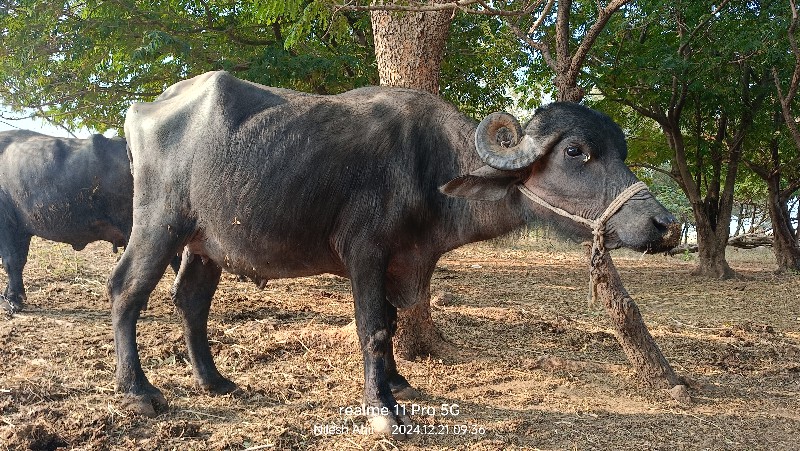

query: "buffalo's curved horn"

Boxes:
[475, 112, 540, 170]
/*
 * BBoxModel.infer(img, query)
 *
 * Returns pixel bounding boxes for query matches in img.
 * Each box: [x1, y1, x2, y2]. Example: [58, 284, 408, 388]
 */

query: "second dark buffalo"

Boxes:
[0, 131, 133, 313]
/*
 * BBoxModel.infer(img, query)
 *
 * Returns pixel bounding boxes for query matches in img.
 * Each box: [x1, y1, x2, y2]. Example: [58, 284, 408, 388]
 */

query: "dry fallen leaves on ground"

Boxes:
[1, 237, 798, 450]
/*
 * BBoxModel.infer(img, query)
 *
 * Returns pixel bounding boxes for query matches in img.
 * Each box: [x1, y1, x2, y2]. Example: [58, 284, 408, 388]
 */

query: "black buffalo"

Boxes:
[110, 71, 680, 436]
[0, 131, 133, 313]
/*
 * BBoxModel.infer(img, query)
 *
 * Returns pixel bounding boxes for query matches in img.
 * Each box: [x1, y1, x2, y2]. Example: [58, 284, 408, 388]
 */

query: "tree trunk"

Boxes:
[589, 250, 686, 396]
[371, 8, 451, 94]
[766, 179, 800, 272]
[735, 203, 745, 236]
[370, 5, 453, 359]
[693, 214, 735, 278]
[745, 127, 800, 271]
[551, 0, 585, 103]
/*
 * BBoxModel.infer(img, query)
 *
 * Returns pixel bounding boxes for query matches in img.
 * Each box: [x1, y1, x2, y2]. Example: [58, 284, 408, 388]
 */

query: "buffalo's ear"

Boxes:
[439, 165, 525, 201]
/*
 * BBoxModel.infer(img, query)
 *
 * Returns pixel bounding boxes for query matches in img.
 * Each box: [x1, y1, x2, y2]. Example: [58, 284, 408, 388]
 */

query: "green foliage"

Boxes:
[0, 0, 376, 132]
[633, 164, 693, 226]
[583, 1, 793, 215]
[441, 14, 531, 119]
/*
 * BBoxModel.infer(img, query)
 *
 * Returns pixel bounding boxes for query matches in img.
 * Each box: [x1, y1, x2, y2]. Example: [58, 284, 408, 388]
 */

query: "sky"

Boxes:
[0, 105, 96, 138]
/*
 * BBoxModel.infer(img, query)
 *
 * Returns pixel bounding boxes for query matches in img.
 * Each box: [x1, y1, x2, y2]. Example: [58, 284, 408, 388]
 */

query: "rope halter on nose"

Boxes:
[517, 181, 650, 304]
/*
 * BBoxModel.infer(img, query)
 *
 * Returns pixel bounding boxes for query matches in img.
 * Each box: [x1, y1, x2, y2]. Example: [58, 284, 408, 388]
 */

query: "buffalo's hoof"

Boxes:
[368, 409, 413, 440]
[120, 387, 168, 417]
[392, 385, 422, 400]
[200, 376, 239, 395]
[0, 295, 23, 315]
[389, 374, 422, 400]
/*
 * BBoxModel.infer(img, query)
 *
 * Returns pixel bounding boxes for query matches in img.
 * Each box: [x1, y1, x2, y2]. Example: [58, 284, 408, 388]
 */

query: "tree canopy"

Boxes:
[0, 0, 379, 131]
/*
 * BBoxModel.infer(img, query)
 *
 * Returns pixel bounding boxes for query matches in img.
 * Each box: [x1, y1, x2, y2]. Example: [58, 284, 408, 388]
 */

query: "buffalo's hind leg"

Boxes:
[171, 249, 236, 394]
[108, 229, 185, 417]
[0, 231, 31, 313]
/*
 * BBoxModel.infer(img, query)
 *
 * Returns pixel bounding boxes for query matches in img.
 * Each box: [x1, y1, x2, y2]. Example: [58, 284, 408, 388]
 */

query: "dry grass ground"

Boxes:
[1, 237, 799, 450]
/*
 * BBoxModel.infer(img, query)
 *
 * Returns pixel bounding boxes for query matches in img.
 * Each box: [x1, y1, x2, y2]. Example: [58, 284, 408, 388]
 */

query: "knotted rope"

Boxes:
[517, 181, 650, 304]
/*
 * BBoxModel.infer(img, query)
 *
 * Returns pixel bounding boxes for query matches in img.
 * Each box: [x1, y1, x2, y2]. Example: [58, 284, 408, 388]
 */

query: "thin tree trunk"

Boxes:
[749, 205, 758, 233]
[735, 203, 745, 236]
[370, 5, 453, 359]
[589, 250, 687, 399]
[745, 128, 800, 272]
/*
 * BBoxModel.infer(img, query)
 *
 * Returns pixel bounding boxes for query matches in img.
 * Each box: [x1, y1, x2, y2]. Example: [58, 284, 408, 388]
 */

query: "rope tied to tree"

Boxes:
[517, 181, 650, 304]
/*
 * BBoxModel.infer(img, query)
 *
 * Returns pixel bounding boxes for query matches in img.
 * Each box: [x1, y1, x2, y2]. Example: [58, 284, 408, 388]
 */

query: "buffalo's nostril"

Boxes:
[652, 213, 678, 233]
[651, 213, 682, 249]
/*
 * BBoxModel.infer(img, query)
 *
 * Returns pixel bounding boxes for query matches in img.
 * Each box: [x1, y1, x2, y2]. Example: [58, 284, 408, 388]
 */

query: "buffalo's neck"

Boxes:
[433, 127, 528, 252]
[437, 187, 527, 254]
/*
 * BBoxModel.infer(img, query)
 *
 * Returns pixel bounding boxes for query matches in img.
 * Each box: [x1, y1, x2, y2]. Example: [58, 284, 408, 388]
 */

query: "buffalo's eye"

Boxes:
[565, 146, 583, 158]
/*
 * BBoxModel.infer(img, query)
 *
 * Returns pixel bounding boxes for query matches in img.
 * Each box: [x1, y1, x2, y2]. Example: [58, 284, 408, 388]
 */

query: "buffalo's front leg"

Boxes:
[171, 250, 236, 394]
[349, 254, 411, 438]
[107, 231, 184, 417]
[0, 233, 31, 313]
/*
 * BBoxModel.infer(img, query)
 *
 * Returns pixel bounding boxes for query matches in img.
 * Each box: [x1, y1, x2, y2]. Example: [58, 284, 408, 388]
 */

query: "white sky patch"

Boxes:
[0, 104, 101, 138]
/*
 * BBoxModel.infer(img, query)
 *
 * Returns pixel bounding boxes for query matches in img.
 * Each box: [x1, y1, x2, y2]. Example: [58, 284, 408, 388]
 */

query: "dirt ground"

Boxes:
[1, 236, 798, 450]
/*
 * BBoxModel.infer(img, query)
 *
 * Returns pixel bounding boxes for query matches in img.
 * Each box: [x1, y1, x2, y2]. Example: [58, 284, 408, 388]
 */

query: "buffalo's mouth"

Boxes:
[655, 220, 682, 251]
[607, 218, 682, 253]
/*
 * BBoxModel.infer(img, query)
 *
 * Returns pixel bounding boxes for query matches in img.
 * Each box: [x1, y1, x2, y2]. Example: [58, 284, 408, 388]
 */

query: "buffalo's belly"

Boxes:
[186, 232, 345, 281]
[33, 228, 121, 251]
[19, 204, 125, 250]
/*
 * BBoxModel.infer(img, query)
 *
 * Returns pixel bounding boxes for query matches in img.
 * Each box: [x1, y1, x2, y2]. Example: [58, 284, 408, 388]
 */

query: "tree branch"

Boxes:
[505, 19, 557, 72]
[743, 159, 770, 180]
[628, 162, 681, 182]
[773, 0, 800, 152]
[677, 0, 730, 56]
[555, 0, 572, 74]
[784, 0, 799, 100]
[484, 0, 556, 72]
[599, 89, 668, 126]
[568, 0, 630, 82]
[782, 179, 800, 199]
[527, 0, 554, 35]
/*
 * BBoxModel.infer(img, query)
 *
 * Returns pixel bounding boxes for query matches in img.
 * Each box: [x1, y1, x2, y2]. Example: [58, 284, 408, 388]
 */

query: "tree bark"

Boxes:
[667, 117, 738, 279]
[370, 5, 453, 359]
[771, 0, 800, 267]
[589, 249, 685, 392]
[766, 177, 800, 272]
[745, 118, 800, 272]
[371, 8, 452, 94]
[694, 222, 735, 278]
[734, 203, 745, 236]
